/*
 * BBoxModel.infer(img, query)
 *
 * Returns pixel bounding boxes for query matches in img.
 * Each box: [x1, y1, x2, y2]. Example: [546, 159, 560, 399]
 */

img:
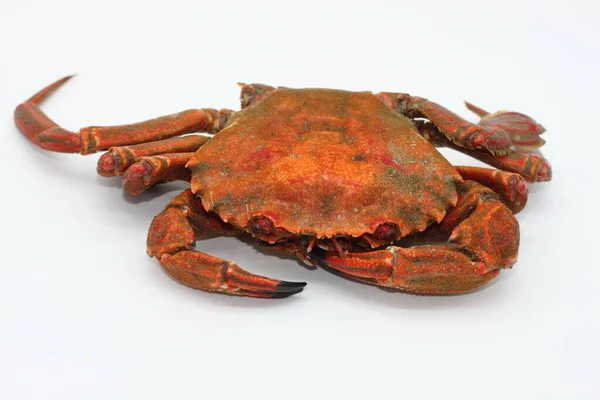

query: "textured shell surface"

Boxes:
[188, 88, 461, 238]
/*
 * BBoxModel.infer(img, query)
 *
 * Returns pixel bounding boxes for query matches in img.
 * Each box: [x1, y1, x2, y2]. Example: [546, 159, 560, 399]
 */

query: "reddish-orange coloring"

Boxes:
[14, 77, 552, 298]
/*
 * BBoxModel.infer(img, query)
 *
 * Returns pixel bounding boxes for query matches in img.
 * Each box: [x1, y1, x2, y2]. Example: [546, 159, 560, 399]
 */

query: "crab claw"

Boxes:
[308, 246, 499, 294]
[305, 179, 521, 294]
[159, 252, 307, 299]
[465, 102, 546, 149]
[148, 191, 307, 299]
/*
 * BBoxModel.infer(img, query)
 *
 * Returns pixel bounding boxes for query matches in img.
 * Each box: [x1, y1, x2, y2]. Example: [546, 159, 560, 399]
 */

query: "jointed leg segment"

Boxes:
[417, 121, 551, 182]
[15, 77, 548, 298]
[378, 91, 551, 182]
[122, 152, 195, 195]
[308, 180, 519, 294]
[15, 76, 235, 195]
[147, 190, 307, 298]
[455, 166, 528, 214]
[378, 92, 509, 152]
[14, 76, 234, 154]
[97, 135, 209, 177]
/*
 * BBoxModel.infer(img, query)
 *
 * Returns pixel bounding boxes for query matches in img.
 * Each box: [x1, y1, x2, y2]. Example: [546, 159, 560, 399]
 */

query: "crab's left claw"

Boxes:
[147, 190, 306, 299]
[465, 102, 546, 149]
[306, 179, 520, 294]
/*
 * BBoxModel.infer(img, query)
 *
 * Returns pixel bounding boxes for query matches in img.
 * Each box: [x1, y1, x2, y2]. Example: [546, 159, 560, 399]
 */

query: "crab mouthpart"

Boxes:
[306, 236, 318, 253]
[305, 237, 349, 258]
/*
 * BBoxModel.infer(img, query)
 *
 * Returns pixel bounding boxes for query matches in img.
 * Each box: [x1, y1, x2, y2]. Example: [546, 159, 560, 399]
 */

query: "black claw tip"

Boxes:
[267, 287, 305, 299]
[277, 281, 308, 289]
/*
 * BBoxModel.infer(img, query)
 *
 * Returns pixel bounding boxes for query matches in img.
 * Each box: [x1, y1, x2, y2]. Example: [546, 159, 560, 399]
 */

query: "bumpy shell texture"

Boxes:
[188, 88, 461, 238]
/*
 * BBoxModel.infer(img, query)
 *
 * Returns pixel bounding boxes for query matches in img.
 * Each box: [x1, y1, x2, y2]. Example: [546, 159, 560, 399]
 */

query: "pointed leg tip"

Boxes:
[464, 101, 489, 117]
[51, 74, 77, 89]
[27, 74, 78, 105]
[537, 124, 546, 135]
[254, 280, 307, 298]
[62, 74, 76, 82]
[277, 281, 308, 289]
[51, 75, 76, 87]
[240, 282, 305, 299]
[267, 286, 305, 298]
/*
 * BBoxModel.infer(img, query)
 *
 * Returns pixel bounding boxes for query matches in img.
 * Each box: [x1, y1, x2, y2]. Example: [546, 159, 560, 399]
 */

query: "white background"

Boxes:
[1, 1, 599, 399]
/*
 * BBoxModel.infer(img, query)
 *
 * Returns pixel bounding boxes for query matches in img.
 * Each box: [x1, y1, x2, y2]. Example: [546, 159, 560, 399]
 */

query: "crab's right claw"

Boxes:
[307, 179, 521, 294]
[465, 102, 546, 149]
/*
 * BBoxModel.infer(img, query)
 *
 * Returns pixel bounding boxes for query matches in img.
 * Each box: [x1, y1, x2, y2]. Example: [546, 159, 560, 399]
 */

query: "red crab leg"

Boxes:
[416, 121, 552, 182]
[122, 153, 195, 195]
[307, 181, 518, 294]
[147, 189, 307, 298]
[97, 135, 209, 177]
[378, 92, 545, 154]
[455, 166, 528, 214]
[14, 76, 234, 154]
[464, 101, 546, 148]
[463, 101, 489, 117]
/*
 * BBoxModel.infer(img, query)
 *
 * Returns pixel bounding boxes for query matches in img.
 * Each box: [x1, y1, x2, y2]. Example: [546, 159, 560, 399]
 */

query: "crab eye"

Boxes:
[373, 223, 399, 242]
[248, 216, 276, 236]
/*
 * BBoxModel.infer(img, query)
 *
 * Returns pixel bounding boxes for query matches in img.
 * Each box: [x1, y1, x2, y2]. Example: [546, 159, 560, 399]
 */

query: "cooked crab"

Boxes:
[14, 76, 551, 298]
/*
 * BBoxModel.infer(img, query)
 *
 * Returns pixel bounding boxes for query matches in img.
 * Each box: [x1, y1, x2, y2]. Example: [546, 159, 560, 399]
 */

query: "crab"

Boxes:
[14, 76, 551, 298]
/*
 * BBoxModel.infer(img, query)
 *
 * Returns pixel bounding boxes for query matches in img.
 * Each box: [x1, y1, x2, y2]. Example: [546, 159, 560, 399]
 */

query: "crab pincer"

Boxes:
[15, 77, 552, 299]
[307, 179, 518, 293]
[158, 251, 306, 298]
[147, 190, 306, 298]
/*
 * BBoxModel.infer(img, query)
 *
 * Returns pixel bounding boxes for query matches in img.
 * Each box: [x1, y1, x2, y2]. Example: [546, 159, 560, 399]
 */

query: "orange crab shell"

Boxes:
[188, 88, 461, 239]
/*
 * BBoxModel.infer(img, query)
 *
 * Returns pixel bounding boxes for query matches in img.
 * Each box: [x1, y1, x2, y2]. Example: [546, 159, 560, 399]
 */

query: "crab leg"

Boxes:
[147, 190, 307, 298]
[308, 181, 519, 294]
[416, 121, 551, 182]
[463, 101, 489, 117]
[455, 166, 528, 214]
[14, 76, 234, 155]
[122, 152, 195, 195]
[378, 92, 546, 154]
[97, 135, 209, 177]
[464, 101, 546, 148]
